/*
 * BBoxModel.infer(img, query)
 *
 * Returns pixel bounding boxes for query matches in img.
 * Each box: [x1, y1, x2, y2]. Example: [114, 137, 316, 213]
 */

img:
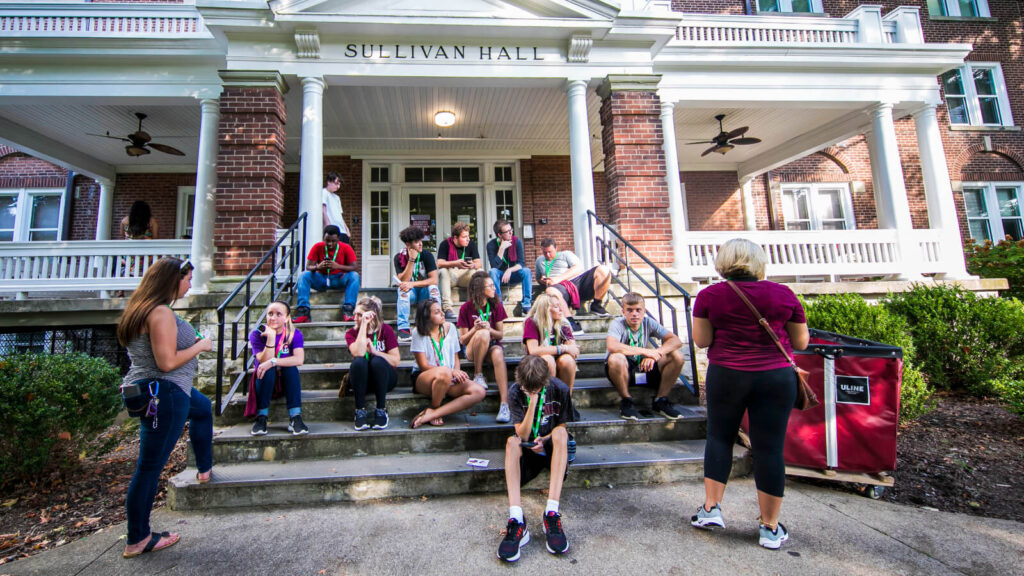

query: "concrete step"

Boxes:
[269, 315, 615, 340]
[169, 441, 750, 511]
[204, 405, 707, 464]
[216, 377, 700, 426]
[298, 334, 611, 364]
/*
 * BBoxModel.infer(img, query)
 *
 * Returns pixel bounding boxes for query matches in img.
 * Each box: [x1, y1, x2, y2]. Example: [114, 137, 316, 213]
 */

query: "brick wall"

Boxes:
[682, 171, 742, 231]
[70, 176, 100, 241]
[519, 156, 574, 264]
[0, 146, 67, 188]
[282, 156, 363, 258]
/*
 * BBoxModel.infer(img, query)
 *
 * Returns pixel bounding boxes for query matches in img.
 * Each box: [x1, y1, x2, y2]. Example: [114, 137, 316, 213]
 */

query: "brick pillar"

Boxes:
[597, 75, 672, 268]
[214, 72, 288, 275]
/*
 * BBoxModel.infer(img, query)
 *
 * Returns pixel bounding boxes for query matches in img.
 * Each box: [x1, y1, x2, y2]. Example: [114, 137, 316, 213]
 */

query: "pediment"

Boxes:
[270, 0, 618, 20]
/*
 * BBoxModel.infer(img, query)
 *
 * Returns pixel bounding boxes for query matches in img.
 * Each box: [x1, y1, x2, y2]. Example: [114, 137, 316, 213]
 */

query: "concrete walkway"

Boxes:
[5, 478, 1022, 576]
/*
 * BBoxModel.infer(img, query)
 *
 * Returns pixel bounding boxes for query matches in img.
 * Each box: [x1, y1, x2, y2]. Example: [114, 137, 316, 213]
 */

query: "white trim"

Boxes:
[780, 182, 856, 231]
[176, 186, 196, 239]
[0, 187, 65, 242]
[961, 182, 1024, 243]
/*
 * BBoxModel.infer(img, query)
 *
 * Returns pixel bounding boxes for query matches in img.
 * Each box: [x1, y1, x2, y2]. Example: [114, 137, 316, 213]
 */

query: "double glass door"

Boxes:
[404, 187, 482, 256]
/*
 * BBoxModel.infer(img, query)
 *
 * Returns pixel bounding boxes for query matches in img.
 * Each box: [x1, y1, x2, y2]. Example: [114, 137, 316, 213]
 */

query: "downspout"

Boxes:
[764, 170, 777, 230]
[61, 171, 75, 240]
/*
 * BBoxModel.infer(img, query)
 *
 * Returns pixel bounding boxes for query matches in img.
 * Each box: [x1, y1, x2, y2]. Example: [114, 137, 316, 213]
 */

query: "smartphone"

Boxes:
[464, 256, 473, 262]
[519, 440, 538, 449]
[257, 324, 267, 334]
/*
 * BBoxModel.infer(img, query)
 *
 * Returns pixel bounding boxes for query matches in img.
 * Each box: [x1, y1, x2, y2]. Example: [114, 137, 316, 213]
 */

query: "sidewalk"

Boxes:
[5, 478, 1022, 576]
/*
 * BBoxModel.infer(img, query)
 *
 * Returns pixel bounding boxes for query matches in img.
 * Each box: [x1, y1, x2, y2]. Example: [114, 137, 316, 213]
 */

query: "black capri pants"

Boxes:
[703, 364, 797, 498]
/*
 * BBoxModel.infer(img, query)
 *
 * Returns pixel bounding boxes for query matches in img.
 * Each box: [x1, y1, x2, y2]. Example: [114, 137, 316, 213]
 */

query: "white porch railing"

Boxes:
[0, 240, 191, 298]
[684, 229, 943, 281]
[0, 7, 208, 39]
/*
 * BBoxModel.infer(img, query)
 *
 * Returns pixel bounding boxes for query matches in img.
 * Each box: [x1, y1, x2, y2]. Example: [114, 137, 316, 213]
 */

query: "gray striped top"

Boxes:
[123, 312, 198, 395]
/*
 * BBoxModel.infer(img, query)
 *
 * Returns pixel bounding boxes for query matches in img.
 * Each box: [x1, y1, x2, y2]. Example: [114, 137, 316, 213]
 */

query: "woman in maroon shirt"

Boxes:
[690, 238, 809, 550]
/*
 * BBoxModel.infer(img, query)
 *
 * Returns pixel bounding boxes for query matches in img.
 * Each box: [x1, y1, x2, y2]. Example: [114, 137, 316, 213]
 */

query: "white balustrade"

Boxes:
[674, 9, 919, 47]
[684, 229, 944, 281]
[0, 9, 207, 38]
[0, 240, 190, 297]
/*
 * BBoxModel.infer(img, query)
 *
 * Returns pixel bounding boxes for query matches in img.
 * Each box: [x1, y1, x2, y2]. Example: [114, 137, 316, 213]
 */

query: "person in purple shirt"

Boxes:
[248, 300, 308, 436]
[457, 271, 510, 423]
[345, 296, 401, 431]
[689, 238, 809, 550]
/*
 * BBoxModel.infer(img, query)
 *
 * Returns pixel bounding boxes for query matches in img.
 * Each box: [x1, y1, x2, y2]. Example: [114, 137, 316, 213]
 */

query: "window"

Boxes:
[780, 184, 855, 231]
[496, 188, 516, 232]
[757, 0, 822, 13]
[0, 188, 64, 242]
[941, 63, 1013, 127]
[369, 189, 390, 256]
[404, 166, 480, 183]
[962, 184, 1023, 243]
[176, 186, 196, 239]
[930, 0, 990, 18]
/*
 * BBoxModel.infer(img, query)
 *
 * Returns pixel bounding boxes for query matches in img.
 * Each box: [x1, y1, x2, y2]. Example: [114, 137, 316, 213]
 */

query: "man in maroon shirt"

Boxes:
[294, 225, 360, 323]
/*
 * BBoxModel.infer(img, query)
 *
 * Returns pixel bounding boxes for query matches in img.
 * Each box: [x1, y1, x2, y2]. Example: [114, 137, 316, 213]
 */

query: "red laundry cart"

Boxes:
[744, 329, 903, 497]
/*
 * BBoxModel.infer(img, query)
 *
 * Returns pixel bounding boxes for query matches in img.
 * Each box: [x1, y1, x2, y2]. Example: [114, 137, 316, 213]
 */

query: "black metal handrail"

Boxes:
[214, 213, 307, 415]
[586, 210, 699, 388]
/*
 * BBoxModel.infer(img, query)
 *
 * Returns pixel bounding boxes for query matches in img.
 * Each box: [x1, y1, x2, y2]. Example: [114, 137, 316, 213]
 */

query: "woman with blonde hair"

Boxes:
[116, 257, 212, 558]
[346, 295, 401, 430]
[523, 292, 580, 393]
[690, 238, 809, 549]
[247, 300, 307, 436]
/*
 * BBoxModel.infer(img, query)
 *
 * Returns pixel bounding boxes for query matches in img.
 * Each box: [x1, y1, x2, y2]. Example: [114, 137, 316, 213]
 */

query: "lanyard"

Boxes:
[413, 253, 422, 279]
[329, 244, 339, 262]
[530, 386, 547, 441]
[543, 327, 558, 346]
[479, 302, 490, 323]
[544, 257, 553, 278]
[628, 323, 644, 362]
[429, 329, 444, 366]
[274, 334, 286, 358]
[460, 245, 466, 260]
[365, 331, 379, 360]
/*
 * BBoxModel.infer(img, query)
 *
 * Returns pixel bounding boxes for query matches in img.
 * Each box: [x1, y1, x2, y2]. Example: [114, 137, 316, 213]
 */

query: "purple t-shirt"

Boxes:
[345, 324, 399, 354]
[456, 299, 508, 331]
[249, 328, 304, 358]
[692, 280, 806, 372]
[522, 317, 574, 346]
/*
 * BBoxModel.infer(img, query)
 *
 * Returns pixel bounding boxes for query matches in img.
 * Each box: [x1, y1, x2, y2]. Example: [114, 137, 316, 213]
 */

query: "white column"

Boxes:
[740, 178, 757, 231]
[914, 104, 970, 278]
[300, 76, 326, 252]
[660, 101, 688, 278]
[94, 178, 114, 240]
[866, 102, 922, 279]
[567, 79, 596, 269]
[189, 98, 220, 293]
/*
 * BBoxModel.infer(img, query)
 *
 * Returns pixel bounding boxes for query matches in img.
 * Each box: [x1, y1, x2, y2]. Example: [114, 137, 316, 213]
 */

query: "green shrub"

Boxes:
[987, 376, 1024, 417]
[965, 237, 1024, 300]
[0, 353, 122, 484]
[801, 293, 932, 421]
[882, 284, 1024, 394]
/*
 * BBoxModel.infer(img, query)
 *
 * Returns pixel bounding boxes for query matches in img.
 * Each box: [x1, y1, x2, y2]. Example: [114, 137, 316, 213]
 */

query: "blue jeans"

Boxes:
[490, 267, 532, 309]
[125, 382, 213, 545]
[396, 284, 440, 330]
[255, 365, 303, 418]
[297, 270, 360, 310]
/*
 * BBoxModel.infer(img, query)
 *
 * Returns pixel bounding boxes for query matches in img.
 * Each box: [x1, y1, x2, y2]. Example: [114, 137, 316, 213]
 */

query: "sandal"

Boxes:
[123, 531, 179, 558]
[410, 409, 428, 429]
[196, 470, 212, 484]
[430, 417, 444, 427]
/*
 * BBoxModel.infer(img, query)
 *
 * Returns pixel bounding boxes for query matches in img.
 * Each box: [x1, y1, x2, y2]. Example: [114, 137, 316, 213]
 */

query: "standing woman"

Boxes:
[410, 299, 486, 428]
[458, 271, 511, 423]
[522, 292, 580, 393]
[346, 296, 401, 430]
[690, 238, 809, 549]
[248, 300, 308, 436]
[116, 257, 213, 558]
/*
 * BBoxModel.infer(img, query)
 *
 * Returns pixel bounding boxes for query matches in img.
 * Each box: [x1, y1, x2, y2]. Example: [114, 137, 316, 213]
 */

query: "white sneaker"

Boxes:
[474, 373, 488, 389]
[496, 402, 511, 423]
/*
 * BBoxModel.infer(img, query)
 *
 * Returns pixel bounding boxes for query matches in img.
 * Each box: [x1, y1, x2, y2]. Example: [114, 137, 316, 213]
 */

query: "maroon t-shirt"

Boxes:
[307, 241, 357, 275]
[693, 280, 806, 372]
[521, 317, 574, 345]
[345, 324, 399, 354]
[456, 299, 508, 331]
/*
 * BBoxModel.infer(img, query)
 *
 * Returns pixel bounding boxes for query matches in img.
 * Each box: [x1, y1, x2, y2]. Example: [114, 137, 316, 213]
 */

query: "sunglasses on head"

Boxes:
[179, 259, 194, 276]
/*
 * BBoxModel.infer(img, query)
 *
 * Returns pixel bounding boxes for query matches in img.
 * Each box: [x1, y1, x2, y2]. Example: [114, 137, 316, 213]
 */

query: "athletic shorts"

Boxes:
[604, 355, 662, 387]
[551, 266, 598, 308]
[520, 438, 571, 486]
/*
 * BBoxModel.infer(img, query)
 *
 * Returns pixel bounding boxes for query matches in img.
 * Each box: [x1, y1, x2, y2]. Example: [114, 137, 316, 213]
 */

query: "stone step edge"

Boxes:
[235, 353, 614, 375]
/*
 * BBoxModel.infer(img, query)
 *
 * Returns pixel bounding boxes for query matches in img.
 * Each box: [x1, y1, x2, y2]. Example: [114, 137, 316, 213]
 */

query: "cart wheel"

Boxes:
[865, 486, 885, 499]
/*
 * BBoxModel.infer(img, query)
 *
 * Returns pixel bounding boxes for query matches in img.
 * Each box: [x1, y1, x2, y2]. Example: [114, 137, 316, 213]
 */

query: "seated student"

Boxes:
[294, 225, 360, 323]
[410, 299, 486, 429]
[437, 221, 482, 322]
[345, 296, 401, 431]
[457, 271, 511, 423]
[486, 219, 531, 315]
[534, 238, 612, 331]
[523, 293, 579, 394]
[394, 225, 441, 342]
[605, 292, 686, 421]
[247, 300, 308, 436]
[497, 354, 574, 562]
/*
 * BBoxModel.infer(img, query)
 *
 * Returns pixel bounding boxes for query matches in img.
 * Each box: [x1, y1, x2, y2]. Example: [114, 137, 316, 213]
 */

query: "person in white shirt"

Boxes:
[321, 172, 351, 245]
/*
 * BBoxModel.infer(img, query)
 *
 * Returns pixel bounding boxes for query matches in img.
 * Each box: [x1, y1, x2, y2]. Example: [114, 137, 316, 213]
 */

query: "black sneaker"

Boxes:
[567, 317, 584, 335]
[542, 511, 569, 555]
[354, 408, 370, 431]
[288, 414, 309, 435]
[293, 306, 311, 324]
[620, 397, 640, 421]
[250, 415, 268, 436]
[444, 309, 458, 323]
[653, 397, 683, 421]
[397, 329, 412, 343]
[372, 408, 389, 430]
[497, 518, 530, 562]
[589, 300, 610, 317]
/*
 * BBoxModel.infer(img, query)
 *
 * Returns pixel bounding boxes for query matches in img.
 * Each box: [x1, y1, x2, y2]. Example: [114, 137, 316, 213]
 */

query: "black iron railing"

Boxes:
[586, 210, 699, 388]
[214, 213, 307, 415]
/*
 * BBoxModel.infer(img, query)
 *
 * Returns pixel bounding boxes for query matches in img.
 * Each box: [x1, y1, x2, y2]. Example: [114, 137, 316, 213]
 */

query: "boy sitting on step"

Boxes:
[604, 292, 686, 421]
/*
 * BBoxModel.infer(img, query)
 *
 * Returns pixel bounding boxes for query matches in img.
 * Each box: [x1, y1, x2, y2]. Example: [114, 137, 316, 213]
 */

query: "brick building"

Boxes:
[1, 0, 1018, 292]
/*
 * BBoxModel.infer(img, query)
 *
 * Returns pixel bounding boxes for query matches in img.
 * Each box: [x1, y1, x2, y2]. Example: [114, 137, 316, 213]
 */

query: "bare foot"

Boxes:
[123, 531, 180, 558]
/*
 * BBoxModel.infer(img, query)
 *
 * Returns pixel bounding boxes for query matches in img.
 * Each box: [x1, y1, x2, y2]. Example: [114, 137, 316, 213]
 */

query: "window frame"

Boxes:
[961, 182, 1024, 243]
[779, 183, 856, 231]
[176, 186, 196, 239]
[934, 0, 990, 18]
[941, 63, 1014, 127]
[0, 187, 65, 242]
[755, 0, 823, 14]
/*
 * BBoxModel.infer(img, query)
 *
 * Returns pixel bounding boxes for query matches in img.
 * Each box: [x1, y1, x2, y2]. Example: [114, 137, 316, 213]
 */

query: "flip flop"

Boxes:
[196, 470, 212, 484]
[123, 531, 179, 558]
[410, 409, 428, 429]
[429, 417, 444, 427]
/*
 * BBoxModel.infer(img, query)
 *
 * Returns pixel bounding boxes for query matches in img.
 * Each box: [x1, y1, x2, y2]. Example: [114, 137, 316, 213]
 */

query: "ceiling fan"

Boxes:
[686, 114, 762, 157]
[88, 112, 185, 157]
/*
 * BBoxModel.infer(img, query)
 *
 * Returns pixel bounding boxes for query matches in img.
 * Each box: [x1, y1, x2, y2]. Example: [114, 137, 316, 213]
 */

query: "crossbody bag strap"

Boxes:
[725, 280, 796, 367]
